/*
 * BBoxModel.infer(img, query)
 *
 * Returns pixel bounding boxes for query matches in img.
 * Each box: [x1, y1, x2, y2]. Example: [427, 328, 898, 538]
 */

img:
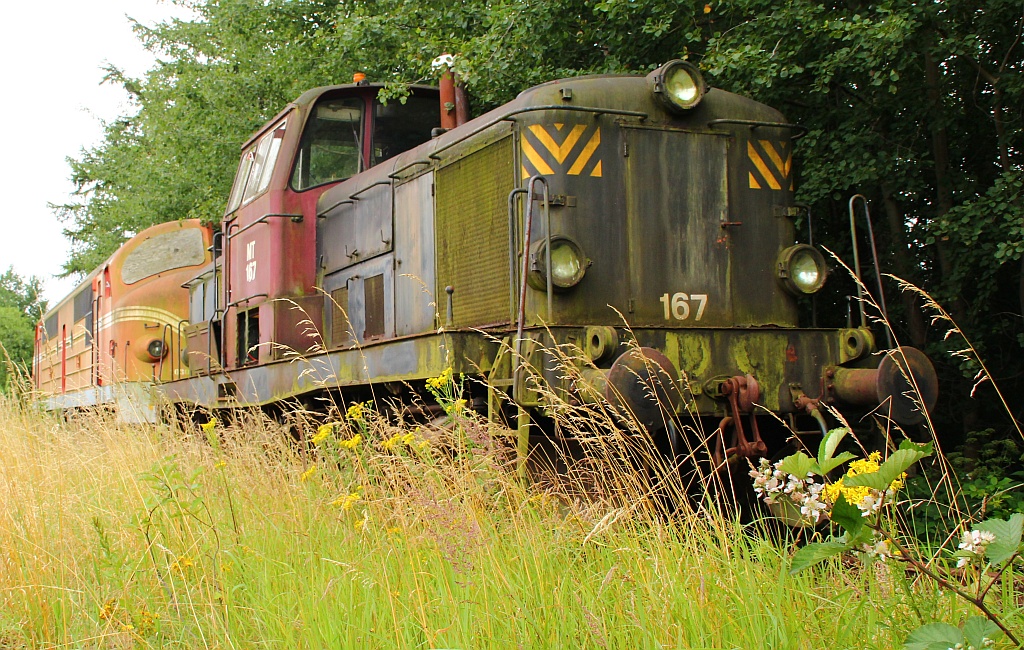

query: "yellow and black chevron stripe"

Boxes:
[521, 123, 603, 180]
[747, 140, 793, 191]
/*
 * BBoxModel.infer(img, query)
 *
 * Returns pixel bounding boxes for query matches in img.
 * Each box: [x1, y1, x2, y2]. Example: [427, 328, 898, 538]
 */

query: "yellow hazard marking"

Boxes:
[759, 140, 792, 177]
[522, 123, 604, 178]
[747, 141, 782, 190]
[748, 172, 762, 189]
[528, 124, 587, 164]
[521, 139, 555, 175]
[567, 129, 601, 176]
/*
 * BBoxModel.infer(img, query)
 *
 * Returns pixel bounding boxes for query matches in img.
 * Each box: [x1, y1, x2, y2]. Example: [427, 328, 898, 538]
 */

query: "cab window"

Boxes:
[291, 97, 364, 191]
[371, 94, 441, 166]
[226, 119, 288, 213]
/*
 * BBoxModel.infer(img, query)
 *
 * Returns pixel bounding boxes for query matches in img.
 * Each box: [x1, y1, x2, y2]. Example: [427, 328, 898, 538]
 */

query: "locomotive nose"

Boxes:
[603, 347, 684, 429]
[830, 346, 938, 425]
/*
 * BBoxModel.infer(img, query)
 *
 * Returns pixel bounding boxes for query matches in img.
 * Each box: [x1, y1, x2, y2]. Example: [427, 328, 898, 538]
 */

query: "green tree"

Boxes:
[56, 0, 1023, 437]
[0, 268, 46, 390]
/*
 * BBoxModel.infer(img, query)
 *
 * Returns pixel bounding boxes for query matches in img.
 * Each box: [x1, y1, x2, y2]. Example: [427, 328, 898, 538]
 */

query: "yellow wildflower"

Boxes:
[200, 419, 218, 434]
[425, 367, 454, 392]
[346, 401, 373, 423]
[339, 433, 362, 450]
[822, 478, 871, 505]
[382, 433, 402, 451]
[214, 460, 226, 469]
[170, 556, 195, 575]
[848, 452, 881, 476]
[312, 423, 335, 445]
[99, 598, 117, 620]
[300, 466, 316, 482]
[331, 493, 362, 510]
[354, 516, 368, 530]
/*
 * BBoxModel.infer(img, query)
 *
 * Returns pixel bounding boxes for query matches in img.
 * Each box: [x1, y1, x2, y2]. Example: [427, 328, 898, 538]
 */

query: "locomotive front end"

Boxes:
[503, 61, 936, 456]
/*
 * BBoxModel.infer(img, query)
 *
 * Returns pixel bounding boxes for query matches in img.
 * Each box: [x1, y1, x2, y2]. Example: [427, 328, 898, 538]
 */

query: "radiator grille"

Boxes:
[435, 137, 514, 327]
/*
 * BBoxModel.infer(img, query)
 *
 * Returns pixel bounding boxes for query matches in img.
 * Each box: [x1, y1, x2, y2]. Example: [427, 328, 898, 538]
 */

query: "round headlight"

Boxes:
[530, 236, 588, 291]
[650, 60, 707, 112]
[777, 244, 827, 295]
[147, 339, 167, 360]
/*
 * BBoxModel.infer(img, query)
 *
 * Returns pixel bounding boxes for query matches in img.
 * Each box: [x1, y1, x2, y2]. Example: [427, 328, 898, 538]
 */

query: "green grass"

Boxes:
[0, 395, 980, 649]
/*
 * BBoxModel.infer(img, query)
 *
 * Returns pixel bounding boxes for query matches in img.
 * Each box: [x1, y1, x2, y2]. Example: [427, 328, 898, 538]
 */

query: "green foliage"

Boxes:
[0, 268, 45, 391]
[904, 618, 1001, 650]
[843, 440, 934, 490]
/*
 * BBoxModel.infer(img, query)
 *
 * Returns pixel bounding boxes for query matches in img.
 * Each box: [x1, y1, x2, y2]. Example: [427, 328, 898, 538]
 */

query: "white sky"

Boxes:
[0, 0, 193, 305]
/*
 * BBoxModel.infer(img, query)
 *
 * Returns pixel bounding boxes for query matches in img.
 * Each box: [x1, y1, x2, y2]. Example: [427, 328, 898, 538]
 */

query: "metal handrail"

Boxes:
[317, 180, 392, 218]
[388, 160, 431, 180]
[227, 212, 303, 240]
[848, 194, 893, 348]
[157, 323, 172, 383]
[429, 105, 648, 161]
[706, 119, 808, 139]
[206, 310, 223, 377]
[513, 176, 550, 403]
[507, 188, 528, 320]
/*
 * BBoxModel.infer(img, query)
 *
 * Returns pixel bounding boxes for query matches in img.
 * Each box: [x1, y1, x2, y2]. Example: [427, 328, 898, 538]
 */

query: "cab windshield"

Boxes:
[291, 97, 364, 191]
[291, 91, 441, 191]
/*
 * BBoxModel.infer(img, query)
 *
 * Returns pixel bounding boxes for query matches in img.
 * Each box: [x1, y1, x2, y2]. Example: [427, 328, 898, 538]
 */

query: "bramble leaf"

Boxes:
[962, 616, 1001, 649]
[829, 492, 864, 537]
[975, 512, 1024, 565]
[820, 451, 857, 476]
[843, 443, 931, 490]
[778, 452, 818, 479]
[789, 540, 848, 574]
[903, 622, 964, 650]
[818, 426, 850, 468]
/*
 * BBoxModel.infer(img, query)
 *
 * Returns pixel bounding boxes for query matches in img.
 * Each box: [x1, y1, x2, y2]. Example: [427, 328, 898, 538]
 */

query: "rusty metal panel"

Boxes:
[319, 182, 393, 272]
[727, 129, 798, 326]
[322, 254, 394, 346]
[435, 135, 514, 327]
[394, 171, 436, 336]
[623, 126, 732, 327]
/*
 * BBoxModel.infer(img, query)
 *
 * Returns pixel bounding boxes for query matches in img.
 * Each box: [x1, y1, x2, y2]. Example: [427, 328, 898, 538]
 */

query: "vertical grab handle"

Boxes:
[848, 194, 893, 348]
[511, 176, 550, 403]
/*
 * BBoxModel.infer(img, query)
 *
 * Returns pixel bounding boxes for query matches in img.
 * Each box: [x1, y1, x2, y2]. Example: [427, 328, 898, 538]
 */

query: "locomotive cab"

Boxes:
[183, 83, 441, 378]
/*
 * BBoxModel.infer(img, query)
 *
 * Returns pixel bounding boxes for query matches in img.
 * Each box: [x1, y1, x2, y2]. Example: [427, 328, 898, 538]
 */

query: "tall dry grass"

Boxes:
[0, 385, 975, 649]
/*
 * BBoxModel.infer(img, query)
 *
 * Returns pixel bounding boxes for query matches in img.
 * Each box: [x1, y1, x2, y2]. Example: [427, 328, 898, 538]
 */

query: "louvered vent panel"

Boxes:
[363, 274, 385, 340]
[330, 287, 350, 347]
[435, 137, 514, 327]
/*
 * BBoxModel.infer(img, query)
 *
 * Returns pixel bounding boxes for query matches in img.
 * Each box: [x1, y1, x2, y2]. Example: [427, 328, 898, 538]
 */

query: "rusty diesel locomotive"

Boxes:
[38, 61, 937, 463]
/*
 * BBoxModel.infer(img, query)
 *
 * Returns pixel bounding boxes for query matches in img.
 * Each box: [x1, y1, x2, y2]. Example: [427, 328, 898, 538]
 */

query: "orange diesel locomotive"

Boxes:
[35, 220, 213, 422]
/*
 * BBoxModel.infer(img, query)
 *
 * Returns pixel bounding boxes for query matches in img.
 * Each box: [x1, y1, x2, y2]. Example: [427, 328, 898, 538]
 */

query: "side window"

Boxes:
[226, 119, 288, 214]
[73, 288, 94, 338]
[371, 94, 441, 166]
[44, 313, 58, 340]
[291, 97, 364, 191]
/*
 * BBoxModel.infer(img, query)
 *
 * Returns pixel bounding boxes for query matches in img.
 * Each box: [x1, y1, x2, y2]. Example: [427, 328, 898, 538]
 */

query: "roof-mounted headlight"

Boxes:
[777, 244, 828, 295]
[650, 60, 707, 112]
